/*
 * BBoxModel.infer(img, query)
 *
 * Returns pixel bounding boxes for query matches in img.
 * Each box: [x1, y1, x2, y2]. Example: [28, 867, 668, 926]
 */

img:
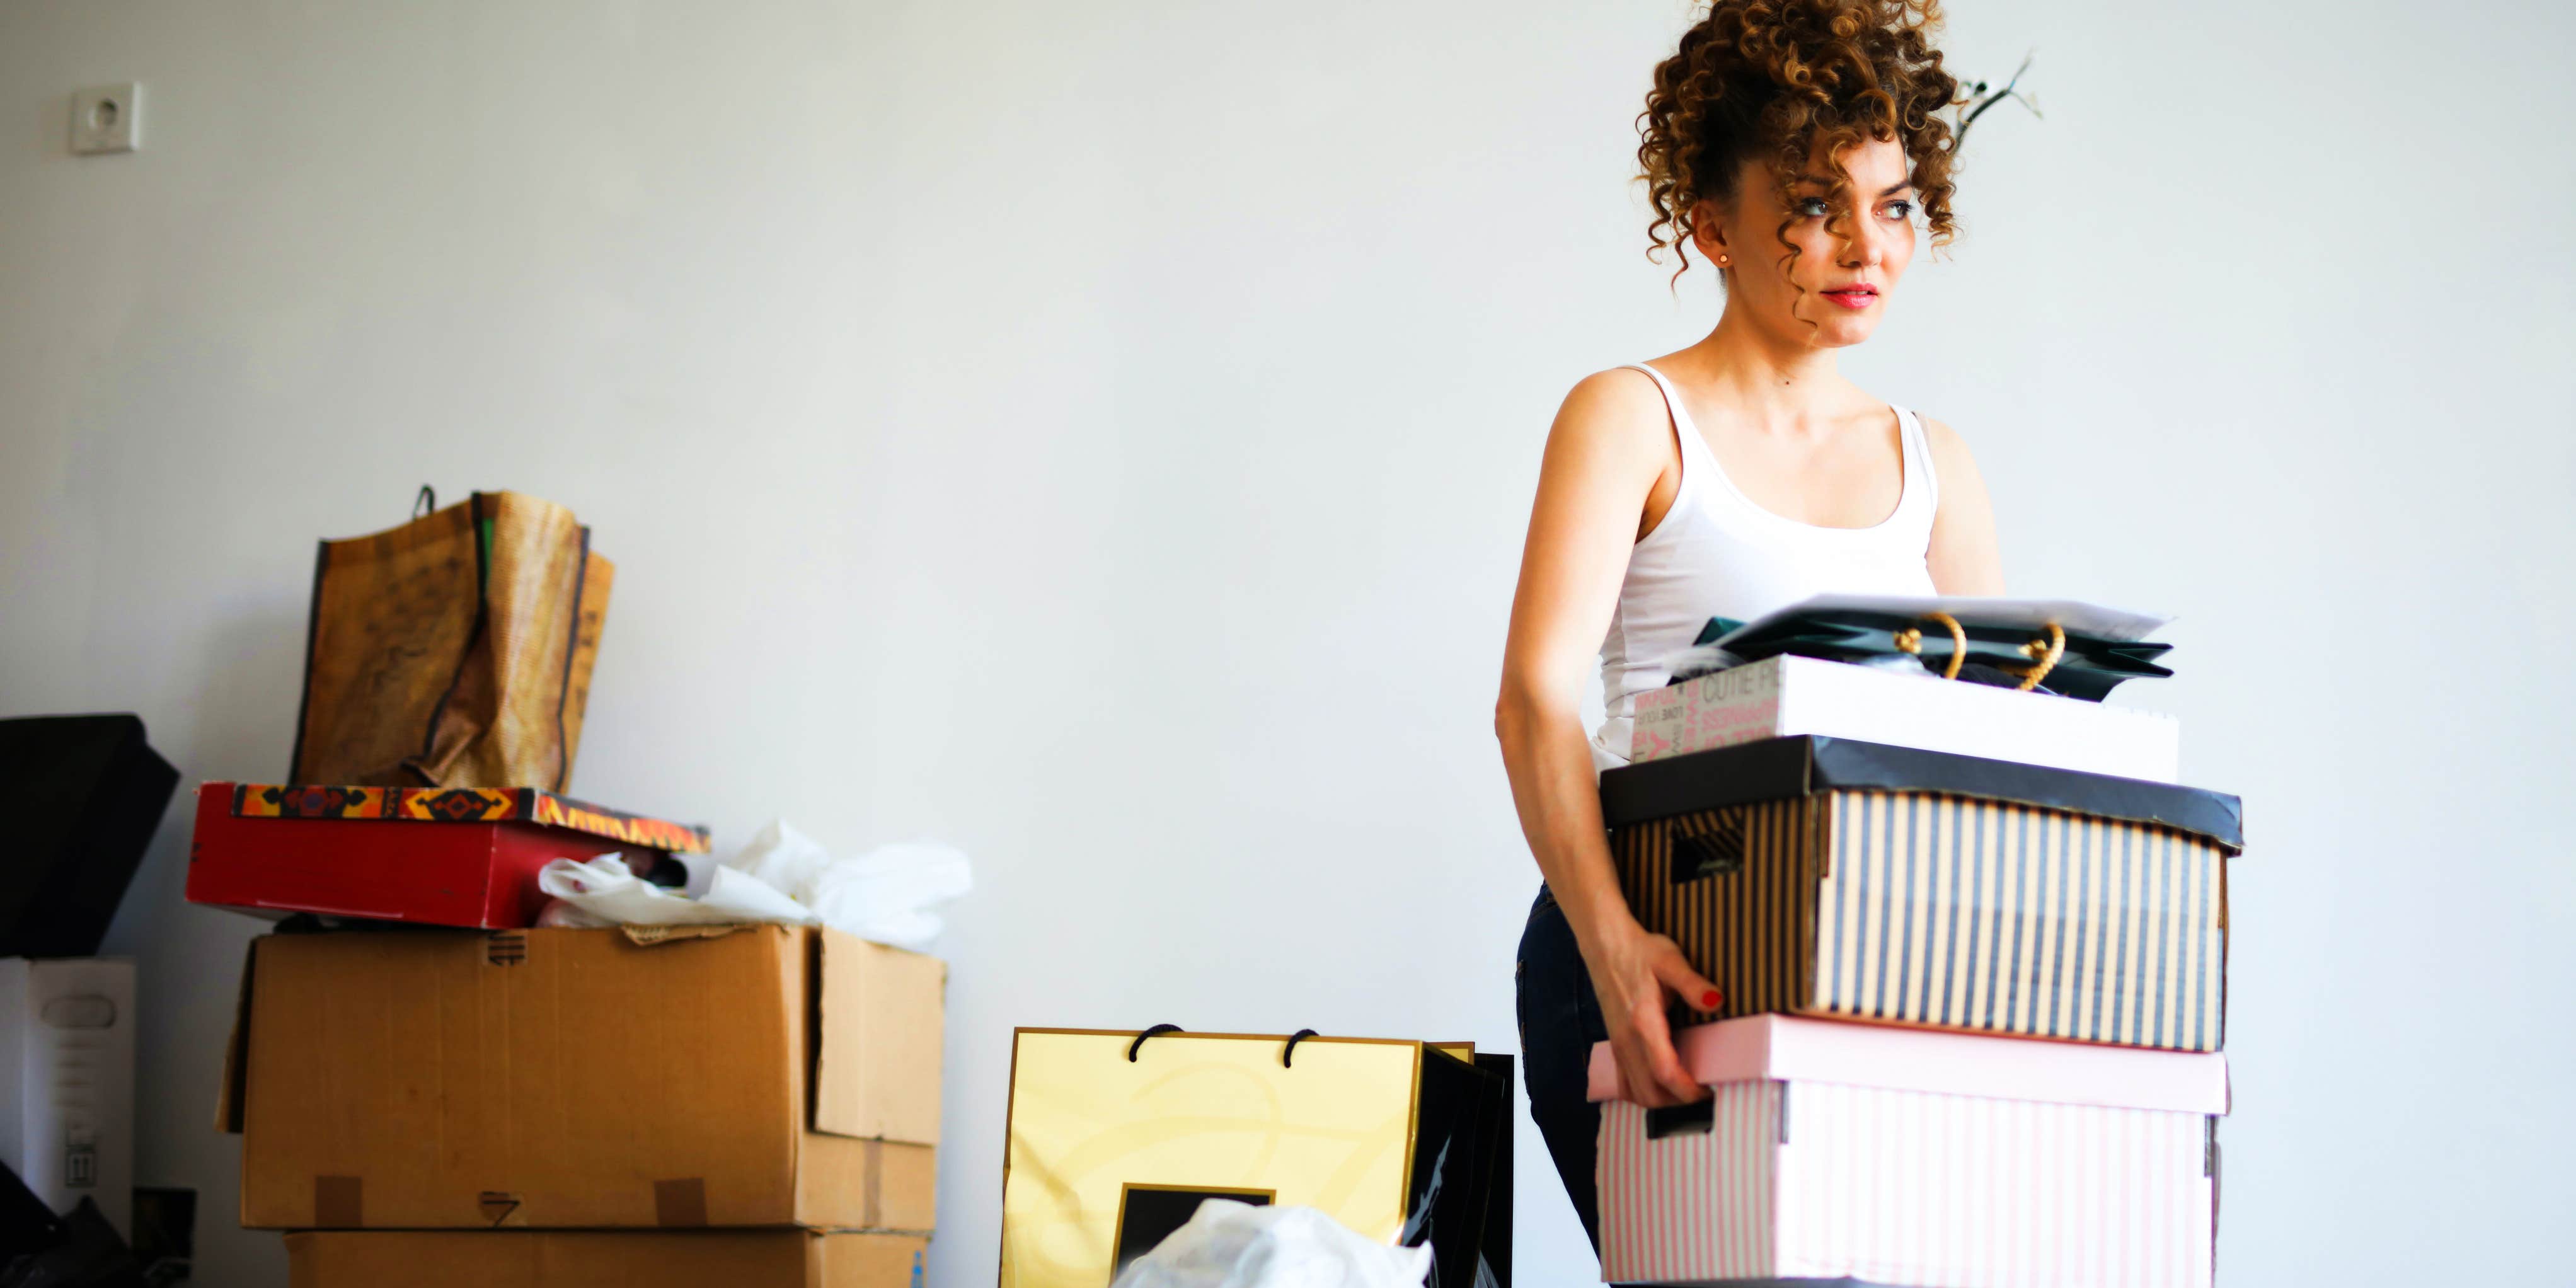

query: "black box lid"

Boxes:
[1599, 735, 2243, 853]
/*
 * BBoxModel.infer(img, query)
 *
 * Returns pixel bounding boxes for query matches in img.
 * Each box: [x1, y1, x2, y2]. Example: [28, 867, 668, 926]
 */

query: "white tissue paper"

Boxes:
[532, 822, 971, 950]
[1110, 1201, 1434, 1288]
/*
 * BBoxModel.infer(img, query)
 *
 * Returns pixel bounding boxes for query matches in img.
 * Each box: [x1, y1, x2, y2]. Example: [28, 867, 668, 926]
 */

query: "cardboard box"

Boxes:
[226, 925, 941, 1230]
[0, 959, 134, 1239]
[0, 715, 179, 957]
[1630, 654, 2182, 781]
[1603, 735, 2243, 1051]
[1001, 1030, 1507, 1288]
[1589, 1016, 2226, 1286]
[186, 782, 710, 929]
[285, 1229, 927, 1288]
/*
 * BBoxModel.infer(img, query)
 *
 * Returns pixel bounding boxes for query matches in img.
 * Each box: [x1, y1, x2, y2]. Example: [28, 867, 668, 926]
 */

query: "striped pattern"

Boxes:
[1611, 798, 1824, 1025]
[1598, 1081, 2215, 1288]
[1814, 793, 2225, 1050]
[1614, 791, 2227, 1051]
[1596, 1082, 1780, 1282]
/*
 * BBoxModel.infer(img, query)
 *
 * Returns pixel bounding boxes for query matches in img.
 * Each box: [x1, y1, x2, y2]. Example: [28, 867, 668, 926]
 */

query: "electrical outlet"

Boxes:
[69, 83, 141, 156]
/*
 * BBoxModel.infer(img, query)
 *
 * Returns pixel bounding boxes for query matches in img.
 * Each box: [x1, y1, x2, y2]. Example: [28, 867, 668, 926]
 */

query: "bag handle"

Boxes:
[1127, 1023, 1183, 1062]
[413, 485, 437, 519]
[2011, 621, 2067, 691]
[1281, 1028, 1319, 1067]
[1890, 611, 1967, 680]
[1892, 612, 2069, 691]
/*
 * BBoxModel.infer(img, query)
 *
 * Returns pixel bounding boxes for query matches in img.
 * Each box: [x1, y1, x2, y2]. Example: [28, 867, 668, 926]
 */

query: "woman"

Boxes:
[1495, 0, 2005, 1247]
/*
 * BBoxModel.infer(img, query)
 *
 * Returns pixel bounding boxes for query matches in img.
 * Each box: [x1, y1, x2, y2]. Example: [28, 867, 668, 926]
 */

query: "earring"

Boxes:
[1716, 254, 1730, 266]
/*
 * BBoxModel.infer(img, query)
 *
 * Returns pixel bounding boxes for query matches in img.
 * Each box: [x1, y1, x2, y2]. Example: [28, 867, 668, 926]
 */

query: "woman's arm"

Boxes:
[1922, 417, 2005, 594]
[1496, 370, 1722, 1109]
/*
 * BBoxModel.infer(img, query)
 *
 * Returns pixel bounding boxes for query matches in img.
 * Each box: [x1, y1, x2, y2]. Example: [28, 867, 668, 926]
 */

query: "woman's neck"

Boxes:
[1662, 302, 1857, 433]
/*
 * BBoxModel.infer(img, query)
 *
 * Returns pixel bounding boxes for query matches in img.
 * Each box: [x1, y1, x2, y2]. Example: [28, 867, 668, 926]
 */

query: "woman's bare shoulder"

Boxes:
[1551, 367, 1672, 452]
[1916, 412, 1970, 451]
[1914, 412, 1986, 480]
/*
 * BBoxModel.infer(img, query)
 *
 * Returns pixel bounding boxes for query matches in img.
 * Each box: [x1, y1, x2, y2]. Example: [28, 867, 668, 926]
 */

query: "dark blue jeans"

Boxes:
[1514, 885, 1608, 1252]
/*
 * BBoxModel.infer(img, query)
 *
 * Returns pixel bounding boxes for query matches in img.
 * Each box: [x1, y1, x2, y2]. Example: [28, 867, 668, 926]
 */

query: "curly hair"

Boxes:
[1637, 0, 1960, 284]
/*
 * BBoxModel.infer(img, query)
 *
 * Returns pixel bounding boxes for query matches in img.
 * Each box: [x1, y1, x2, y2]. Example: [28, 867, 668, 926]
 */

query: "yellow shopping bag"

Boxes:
[1000, 1026, 1507, 1288]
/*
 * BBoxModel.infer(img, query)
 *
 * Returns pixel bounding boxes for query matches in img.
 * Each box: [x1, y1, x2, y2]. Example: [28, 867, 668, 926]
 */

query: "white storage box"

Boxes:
[0, 958, 134, 1238]
[1628, 655, 2181, 783]
[1589, 1016, 2225, 1287]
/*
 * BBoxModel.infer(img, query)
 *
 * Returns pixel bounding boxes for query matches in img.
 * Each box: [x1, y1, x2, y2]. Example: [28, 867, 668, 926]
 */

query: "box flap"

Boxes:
[811, 929, 944, 1146]
[215, 938, 257, 1134]
[216, 781, 711, 853]
[1599, 735, 2243, 851]
[1586, 1015, 2230, 1114]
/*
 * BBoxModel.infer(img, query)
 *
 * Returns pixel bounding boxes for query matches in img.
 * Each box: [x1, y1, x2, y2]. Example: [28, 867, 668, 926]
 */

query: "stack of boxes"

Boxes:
[1592, 655, 2240, 1285]
[188, 783, 947, 1287]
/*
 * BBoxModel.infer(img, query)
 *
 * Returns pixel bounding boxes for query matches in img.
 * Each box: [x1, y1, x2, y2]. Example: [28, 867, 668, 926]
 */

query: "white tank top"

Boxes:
[1592, 362, 1941, 770]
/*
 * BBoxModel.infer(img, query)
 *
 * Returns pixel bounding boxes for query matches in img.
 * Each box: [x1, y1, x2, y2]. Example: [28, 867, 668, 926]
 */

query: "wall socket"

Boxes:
[70, 84, 141, 156]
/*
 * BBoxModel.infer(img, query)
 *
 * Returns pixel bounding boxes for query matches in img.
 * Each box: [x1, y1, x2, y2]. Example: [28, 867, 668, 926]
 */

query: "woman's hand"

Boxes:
[1578, 912, 1723, 1108]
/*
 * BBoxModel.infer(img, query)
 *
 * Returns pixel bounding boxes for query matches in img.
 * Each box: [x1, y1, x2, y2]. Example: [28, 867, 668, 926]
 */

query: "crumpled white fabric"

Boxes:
[532, 822, 972, 951]
[1109, 1201, 1433, 1288]
[535, 854, 812, 928]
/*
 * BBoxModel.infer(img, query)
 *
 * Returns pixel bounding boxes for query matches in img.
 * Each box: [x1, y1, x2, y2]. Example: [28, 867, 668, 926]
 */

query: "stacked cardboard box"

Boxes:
[190, 789, 946, 1286]
[1591, 698, 2242, 1285]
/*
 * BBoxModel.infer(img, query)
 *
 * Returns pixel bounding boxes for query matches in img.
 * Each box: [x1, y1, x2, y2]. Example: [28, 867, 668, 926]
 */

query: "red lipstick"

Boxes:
[1820, 284, 1880, 309]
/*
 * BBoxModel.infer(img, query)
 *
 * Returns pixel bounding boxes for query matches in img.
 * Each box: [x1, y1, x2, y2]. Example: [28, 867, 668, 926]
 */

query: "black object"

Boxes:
[1469, 1053, 1513, 1288]
[0, 1197, 146, 1288]
[1599, 735, 2243, 853]
[1645, 1098, 1718, 1140]
[1110, 1188, 1274, 1281]
[1514, 891, 1606, 1252]
[1694, 609, 2172, 701]
[126, 1188, 190, 1288]
[1125, 1024, 1183, 1062]
[1396, 1048, 1509, 1288]
[1280, 1029, 1317, 1067]
[0, 1164, 144, 1288]
[0, 1164, 67, 1260]
[0, 716, 178, 957]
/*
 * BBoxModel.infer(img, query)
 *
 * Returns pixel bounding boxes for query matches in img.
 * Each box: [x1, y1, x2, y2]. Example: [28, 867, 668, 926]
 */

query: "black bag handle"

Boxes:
[413, 485, 437, 519]
[1127, 1023, 1183, 1062]
[1281, 1029, 1319, 1067]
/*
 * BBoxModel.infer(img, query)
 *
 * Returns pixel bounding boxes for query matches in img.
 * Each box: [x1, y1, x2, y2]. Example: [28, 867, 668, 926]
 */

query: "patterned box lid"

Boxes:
[222, 783, 711, 853]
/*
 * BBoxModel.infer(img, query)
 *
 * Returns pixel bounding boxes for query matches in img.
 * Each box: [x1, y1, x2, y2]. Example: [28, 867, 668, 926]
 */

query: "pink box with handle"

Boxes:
[1589, 1015, 2227, 1287]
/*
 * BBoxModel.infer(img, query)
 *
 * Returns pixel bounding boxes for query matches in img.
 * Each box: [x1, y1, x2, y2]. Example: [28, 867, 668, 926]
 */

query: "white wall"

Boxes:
[3, 1, 2568, 1284]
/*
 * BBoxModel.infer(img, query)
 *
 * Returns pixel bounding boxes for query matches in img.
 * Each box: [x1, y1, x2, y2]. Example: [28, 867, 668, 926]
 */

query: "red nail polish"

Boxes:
[1700, 989, 1722, 1009]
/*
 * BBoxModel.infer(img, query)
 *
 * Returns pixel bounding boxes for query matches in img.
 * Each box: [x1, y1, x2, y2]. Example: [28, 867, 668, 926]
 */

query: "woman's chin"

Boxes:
[1806, 313, 1883, 349]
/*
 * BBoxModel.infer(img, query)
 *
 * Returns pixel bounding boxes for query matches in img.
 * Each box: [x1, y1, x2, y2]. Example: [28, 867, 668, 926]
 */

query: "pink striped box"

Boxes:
[1589, 1016, 2227, 1287]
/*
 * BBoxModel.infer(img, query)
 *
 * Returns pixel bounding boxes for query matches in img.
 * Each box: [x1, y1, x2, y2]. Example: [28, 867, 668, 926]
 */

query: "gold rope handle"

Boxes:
[2013, 621, 2067, 691]
[1890, 611, 1968, 681]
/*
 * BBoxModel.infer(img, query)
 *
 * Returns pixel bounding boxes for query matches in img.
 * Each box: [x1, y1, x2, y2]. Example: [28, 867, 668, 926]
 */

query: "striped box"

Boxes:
[1590, 1016, 2226, 1287]
[1601, 737, 2242, 1052]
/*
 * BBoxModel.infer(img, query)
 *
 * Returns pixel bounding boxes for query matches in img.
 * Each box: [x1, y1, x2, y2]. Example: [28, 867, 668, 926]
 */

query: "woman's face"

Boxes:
[1696, 135, 1919, 349]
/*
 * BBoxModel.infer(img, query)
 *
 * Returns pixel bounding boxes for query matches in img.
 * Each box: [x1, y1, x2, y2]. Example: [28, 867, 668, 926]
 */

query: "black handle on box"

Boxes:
[1645, 1098, 1716, 1139]
[1670, 822, 1747, 884]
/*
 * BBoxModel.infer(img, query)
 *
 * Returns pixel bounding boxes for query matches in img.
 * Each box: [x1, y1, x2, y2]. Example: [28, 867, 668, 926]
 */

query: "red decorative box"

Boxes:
[185, 783, 710, 929]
